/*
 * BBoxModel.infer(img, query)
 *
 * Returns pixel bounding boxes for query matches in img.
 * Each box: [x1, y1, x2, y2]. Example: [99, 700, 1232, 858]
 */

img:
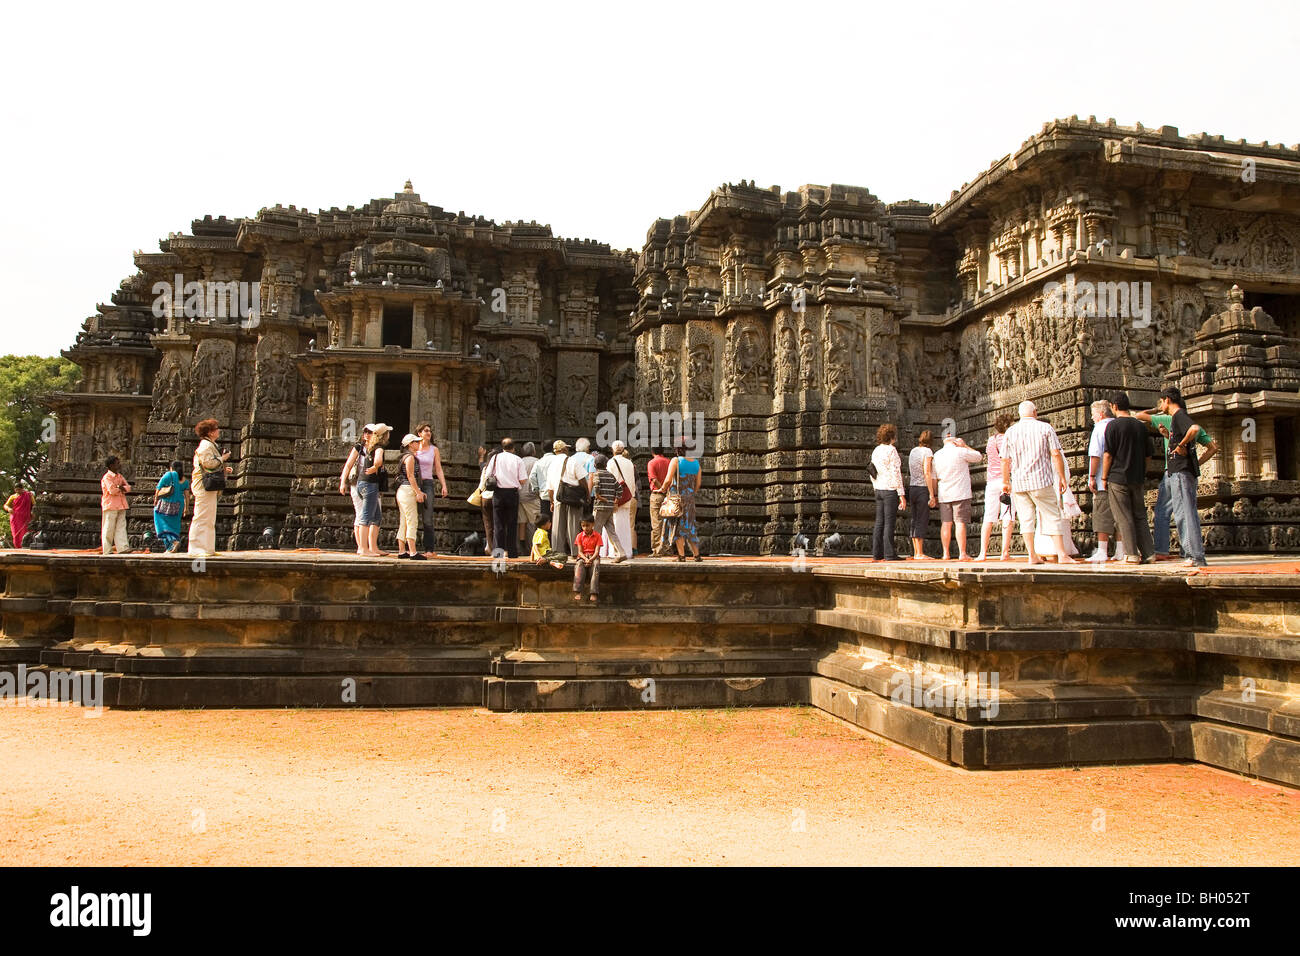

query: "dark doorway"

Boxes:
[374, 372, 411, 440]
[382, 303, 413, 349]
[1276, 416, 1296, 481]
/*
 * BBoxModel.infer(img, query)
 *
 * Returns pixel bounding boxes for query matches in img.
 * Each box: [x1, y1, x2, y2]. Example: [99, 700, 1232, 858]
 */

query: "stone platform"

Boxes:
[1, 551, 1297, 788]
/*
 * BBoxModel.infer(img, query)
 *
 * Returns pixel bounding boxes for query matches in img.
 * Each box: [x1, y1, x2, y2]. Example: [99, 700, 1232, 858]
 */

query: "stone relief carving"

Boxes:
[255, 334, 297, 414]
[189, 340, 235, 421]
[150, 353, 190, 424]
[773, 321, 797, 394]
[798, 326, 819, 391]
[688, 343, 714, 402]
[1189, 209, 1300, 273]
[722, 321, 770, 395]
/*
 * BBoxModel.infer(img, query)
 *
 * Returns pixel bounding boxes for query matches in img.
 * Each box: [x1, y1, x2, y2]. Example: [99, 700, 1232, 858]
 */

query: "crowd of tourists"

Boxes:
[19, 387, 1214, 574]
[869, 387, 1214, 567]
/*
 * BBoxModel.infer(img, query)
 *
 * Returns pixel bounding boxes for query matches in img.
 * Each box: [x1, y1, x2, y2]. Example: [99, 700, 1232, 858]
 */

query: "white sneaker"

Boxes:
[1113, 545, 1127, 561]
[1086, 548, 1108, 563]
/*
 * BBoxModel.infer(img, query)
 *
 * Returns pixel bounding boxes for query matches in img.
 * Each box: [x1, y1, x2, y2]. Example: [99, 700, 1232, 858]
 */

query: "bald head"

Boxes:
[1018, 400, 1037, 419]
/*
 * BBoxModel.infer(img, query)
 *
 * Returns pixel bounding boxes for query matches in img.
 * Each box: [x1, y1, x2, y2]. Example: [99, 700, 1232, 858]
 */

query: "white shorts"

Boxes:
[983, 479, 1012, 525]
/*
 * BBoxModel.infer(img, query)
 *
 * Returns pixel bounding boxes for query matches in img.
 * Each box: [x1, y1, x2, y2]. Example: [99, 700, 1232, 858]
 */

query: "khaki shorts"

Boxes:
[1091, 487, 1115, 535]
[1012, 485, 1062, 536]
[939, 498, 972, 523]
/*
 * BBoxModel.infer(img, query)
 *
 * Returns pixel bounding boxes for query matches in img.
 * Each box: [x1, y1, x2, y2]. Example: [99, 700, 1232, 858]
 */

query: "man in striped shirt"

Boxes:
[1000, 400, 1076, 565]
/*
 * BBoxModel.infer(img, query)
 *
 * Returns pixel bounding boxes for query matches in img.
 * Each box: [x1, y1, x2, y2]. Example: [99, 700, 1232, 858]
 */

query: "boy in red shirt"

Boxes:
[573, 514, 602, 603]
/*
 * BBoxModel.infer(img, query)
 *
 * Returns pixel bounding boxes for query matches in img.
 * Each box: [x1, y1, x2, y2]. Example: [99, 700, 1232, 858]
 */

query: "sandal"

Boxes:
[693, 554, 702, 562]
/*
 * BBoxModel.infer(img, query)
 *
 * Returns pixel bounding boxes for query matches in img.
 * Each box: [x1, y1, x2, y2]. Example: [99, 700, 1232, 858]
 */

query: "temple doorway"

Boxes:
[374, 372, 411, 440]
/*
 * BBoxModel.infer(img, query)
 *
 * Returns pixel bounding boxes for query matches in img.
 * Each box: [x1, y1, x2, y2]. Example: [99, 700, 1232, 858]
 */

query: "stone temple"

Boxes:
[37, 117, 1300, 554]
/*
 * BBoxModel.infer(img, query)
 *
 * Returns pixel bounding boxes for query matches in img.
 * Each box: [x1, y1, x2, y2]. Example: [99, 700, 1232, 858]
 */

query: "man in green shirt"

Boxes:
[1135, 407, 1218, 560]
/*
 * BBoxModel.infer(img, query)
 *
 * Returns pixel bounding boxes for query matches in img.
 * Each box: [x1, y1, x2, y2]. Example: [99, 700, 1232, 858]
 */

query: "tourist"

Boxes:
[488, 437, 530, 559]
[907, 431, 937, 559]
[1000, 401, 1077, 565]
[1031, 431, 1082, 562]
[1086, 399, 1125, 563]
[394, 433, 426, 560]
[555, 438, 595, 553]
[189, 419, 232, 558]
[590, 451, 628, 563]
[573, 514, 603, 603]
[152, 460, 190, 553]
[529, 439, 561, 526]
[529, 513, 567, 570]
[615, 443, 639, 556]
[1155, 388, 1208, 568]
[1136, 404, 1218, 562]
[475, 445, 497, 556]
[339, 425, 374, 555]
[355, 422, 390, 558]
[977, 414, 1016, 561]
[646, 447, 672, 556]
[605, 440, 636, 558]
[414, 423, 448, 555]
[1101, 392, 1155, 564]
[517, 441, 540, 554]
[661, 445, 702, 562]
[4, 481, 34, 549]
[100, 455, 132, 555]
[933, 435, 983, 561]
[545, 440, 572, 554]
[869, 423, 906, 561]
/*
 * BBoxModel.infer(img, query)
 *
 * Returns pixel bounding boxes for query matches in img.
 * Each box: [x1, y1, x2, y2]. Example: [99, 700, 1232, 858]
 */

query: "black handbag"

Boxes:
[556, 456, 588, 507]
[201, 444, 227, 491]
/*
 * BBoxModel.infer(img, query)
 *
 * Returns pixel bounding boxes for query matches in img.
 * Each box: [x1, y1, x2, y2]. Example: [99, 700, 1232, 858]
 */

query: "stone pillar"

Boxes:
[1259, 414, 1277, 481]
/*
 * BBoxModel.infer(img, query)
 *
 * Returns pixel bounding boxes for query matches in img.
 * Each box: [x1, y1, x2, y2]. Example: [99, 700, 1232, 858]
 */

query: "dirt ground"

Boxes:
[1, 702, 1296, 866]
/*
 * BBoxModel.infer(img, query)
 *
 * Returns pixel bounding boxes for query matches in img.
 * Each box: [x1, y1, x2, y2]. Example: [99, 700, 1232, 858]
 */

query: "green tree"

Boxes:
[0, 355, 81, 542]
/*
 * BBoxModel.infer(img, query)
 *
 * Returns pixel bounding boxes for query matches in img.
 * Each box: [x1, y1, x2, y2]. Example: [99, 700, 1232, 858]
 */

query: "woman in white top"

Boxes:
[189, 417, 232, 557]
[869, 423, 906, 561]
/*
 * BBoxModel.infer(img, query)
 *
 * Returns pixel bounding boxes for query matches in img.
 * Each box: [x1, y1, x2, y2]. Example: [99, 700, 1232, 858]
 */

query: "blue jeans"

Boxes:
[1167, 471, 1205, 564]
[873, 490, 899, 559]
[357, 481, 381, 526]
[1152, 474, 1172, 554]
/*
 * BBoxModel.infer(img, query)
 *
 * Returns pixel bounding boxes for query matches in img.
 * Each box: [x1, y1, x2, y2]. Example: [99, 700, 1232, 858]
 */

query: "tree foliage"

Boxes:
[0, 354, 81, 497]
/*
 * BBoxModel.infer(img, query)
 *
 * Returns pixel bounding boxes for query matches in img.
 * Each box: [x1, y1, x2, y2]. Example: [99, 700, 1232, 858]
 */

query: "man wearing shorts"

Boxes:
[1001, 400, 1076, 565]
[933, 435, 983, 561]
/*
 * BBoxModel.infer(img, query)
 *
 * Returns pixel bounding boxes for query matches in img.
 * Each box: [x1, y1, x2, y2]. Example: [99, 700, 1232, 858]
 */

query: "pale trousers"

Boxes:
[188, 485, 219, 554]
[1011, 485, 1061, 538]
[396, 484, 419, 542]
[649, 491, 666, 553]
[101, 508, 129, 554]
[593, 506, 626, 560]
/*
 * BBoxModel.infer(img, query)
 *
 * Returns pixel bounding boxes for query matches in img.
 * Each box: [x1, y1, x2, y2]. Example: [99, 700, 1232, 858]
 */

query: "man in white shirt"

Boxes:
[543, 440, 571, 555]
[554, 437, 595, 554]
[517, 441, 540, 556]
[933, 435, 983, 560]
[1001, 400, 1076, 565]
[1085, 401, 1126, 562]
[488, 437, 530, 558]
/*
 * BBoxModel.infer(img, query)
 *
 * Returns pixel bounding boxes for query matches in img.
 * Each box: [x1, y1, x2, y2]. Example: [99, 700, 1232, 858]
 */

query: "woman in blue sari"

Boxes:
[153, 460, 190, 552]
[661, 448, 702, 562]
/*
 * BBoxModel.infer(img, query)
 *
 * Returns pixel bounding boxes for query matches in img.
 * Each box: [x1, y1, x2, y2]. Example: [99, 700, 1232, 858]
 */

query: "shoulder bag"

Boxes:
[557, 455, 588, 507]
[199, 442, 227, 492]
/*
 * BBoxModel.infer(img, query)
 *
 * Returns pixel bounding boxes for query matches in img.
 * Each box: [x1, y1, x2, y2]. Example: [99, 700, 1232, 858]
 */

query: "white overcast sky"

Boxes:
[2, 0, 1297, 357]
